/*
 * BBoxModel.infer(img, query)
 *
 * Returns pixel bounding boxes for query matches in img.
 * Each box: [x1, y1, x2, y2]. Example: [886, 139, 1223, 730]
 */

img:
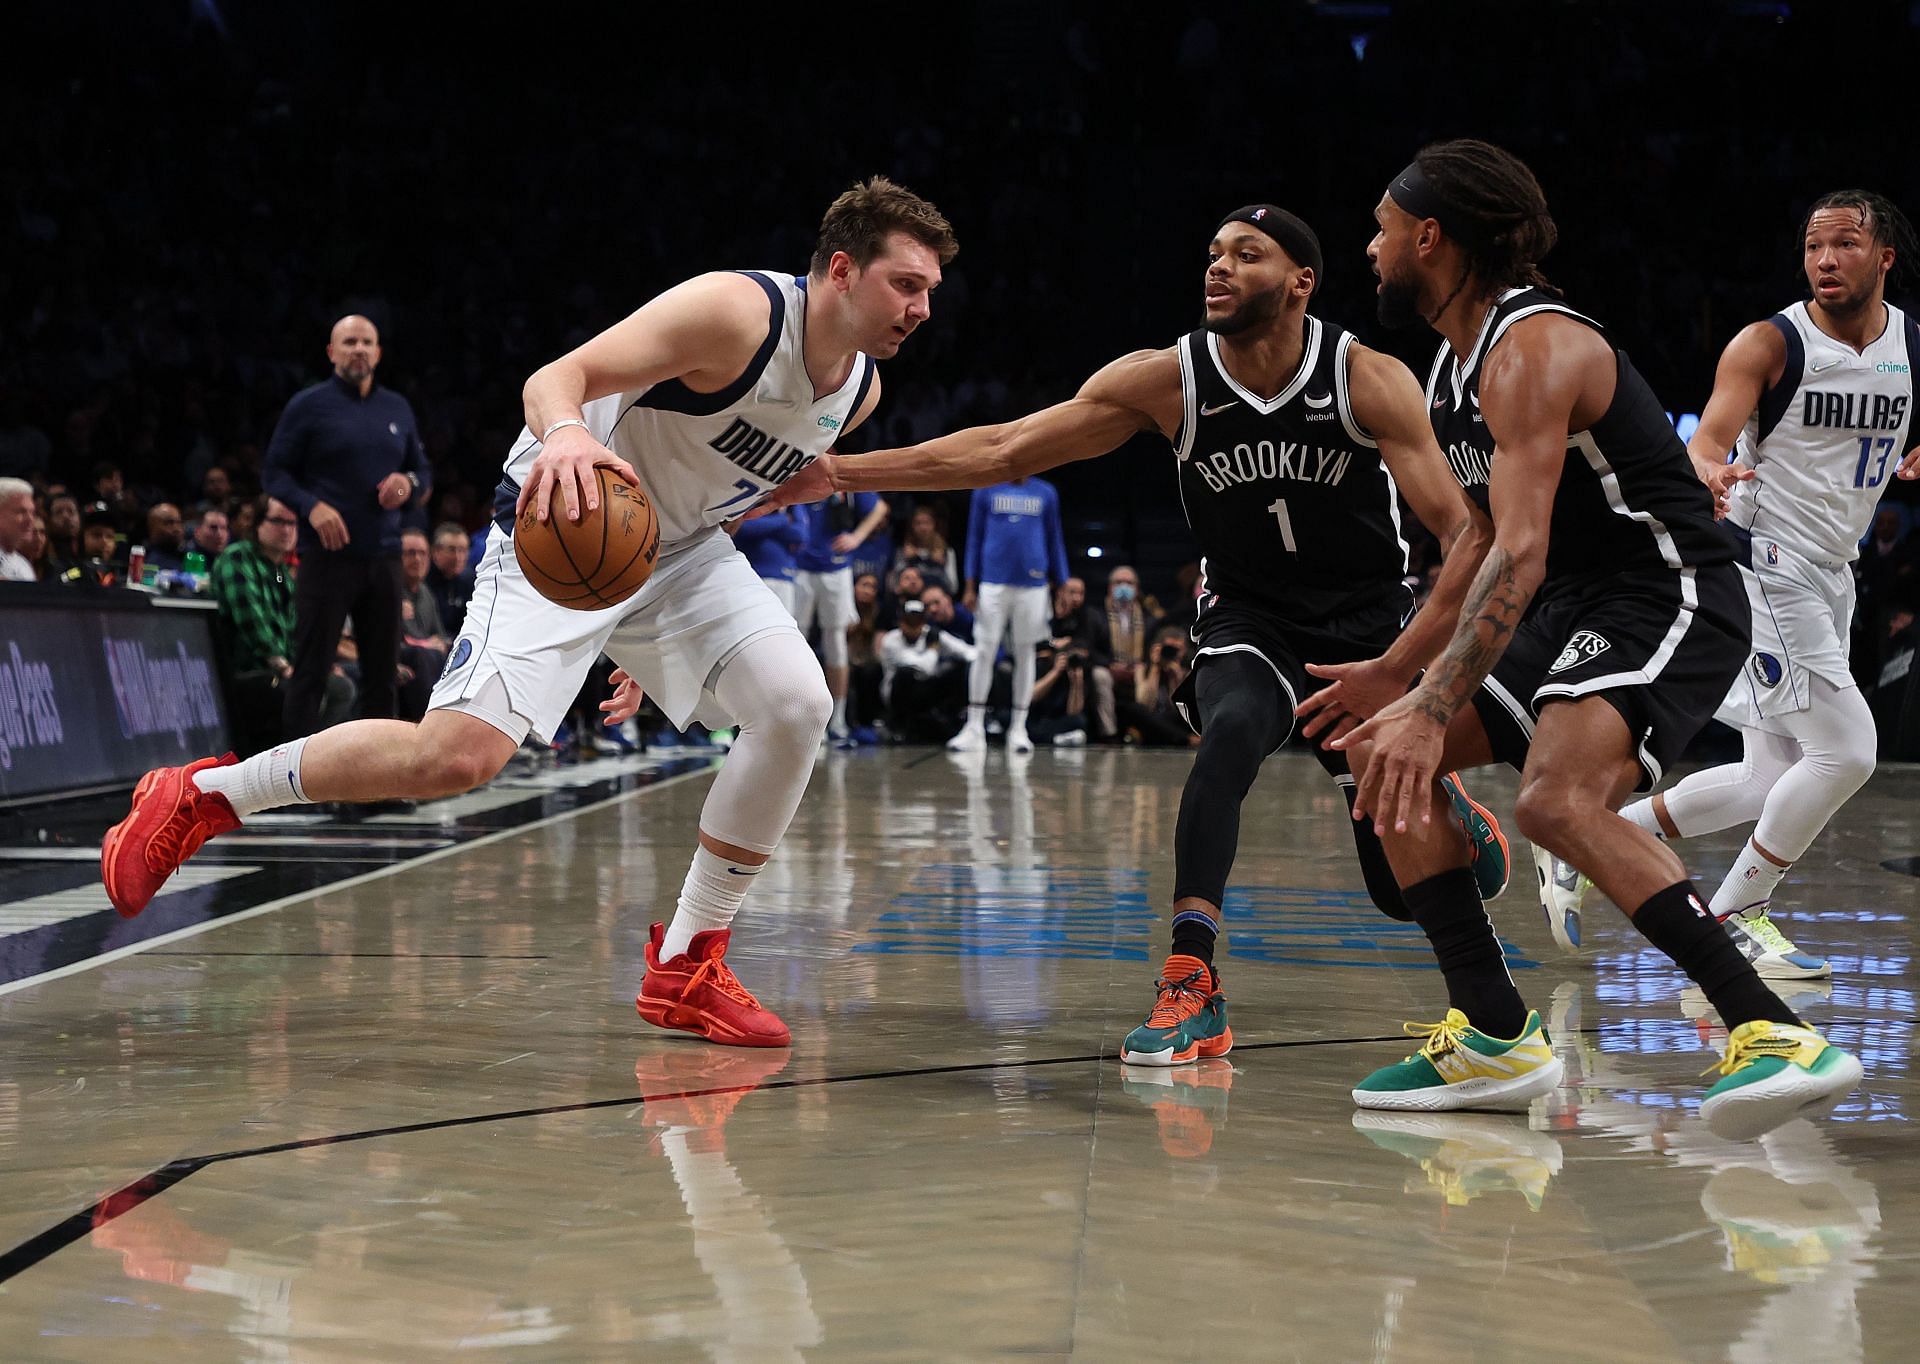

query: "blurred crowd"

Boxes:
[5, 2, 1920, 755]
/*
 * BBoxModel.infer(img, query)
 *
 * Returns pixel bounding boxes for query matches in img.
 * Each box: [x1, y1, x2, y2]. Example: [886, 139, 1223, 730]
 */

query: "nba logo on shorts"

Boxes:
[1549, 629, 1610, 674]
[1751, 651, 1783, 688]
[1766, 542, 1780, 565]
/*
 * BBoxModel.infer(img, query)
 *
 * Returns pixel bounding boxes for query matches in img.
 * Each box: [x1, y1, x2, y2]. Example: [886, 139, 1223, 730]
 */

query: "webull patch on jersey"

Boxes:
[1549, 630, 1611, 674]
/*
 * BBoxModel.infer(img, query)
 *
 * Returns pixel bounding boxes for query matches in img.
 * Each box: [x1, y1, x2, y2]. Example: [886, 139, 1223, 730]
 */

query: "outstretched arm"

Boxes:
[756, 349, 1181, 511]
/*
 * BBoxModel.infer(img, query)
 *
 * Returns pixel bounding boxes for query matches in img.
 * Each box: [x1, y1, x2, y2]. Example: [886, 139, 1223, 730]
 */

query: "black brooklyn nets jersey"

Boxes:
[1426, 287, 1732, 587]
[1174, 316, 1409, 627]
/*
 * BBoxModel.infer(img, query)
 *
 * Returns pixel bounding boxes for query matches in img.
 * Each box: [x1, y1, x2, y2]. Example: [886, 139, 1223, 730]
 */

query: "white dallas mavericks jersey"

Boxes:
[1725, 300, 1920, 565]
[492, 271, 873, 552]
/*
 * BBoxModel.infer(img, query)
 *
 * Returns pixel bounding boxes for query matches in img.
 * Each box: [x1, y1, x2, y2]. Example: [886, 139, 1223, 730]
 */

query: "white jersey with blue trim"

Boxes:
[1726, 300, 1920, 566]
[492, 271, 874, 554]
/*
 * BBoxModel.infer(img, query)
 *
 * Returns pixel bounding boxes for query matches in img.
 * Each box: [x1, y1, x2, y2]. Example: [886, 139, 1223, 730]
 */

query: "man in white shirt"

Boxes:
[0, 478, 37, 581]
[880, 599, 978, 743]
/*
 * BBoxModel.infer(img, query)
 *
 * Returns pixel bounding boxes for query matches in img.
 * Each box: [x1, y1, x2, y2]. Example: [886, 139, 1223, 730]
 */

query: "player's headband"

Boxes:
[1386, 163, 1490, 247]
[1216, 205, 1322, 293]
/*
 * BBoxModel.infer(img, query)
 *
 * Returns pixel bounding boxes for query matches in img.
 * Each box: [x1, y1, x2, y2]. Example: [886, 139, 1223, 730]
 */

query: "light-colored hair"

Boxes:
[0, 477, 32, 505]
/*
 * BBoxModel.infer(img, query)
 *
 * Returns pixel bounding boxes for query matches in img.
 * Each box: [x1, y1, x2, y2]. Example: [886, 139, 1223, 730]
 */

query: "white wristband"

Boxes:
[541, 418, 590, 444]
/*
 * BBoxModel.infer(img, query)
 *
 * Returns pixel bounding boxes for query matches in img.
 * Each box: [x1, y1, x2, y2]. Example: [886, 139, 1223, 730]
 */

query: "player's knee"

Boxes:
[1513, 780, 1585, 854]
[1193, 712, 1267, 787]
[405, 736, 505, 797]
[760, 674, 832, 746]
[1815, 736, 1876, 796]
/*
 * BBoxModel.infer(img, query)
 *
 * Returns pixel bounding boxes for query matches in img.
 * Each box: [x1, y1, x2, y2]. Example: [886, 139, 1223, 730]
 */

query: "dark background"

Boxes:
[5, 0, 1916, 586]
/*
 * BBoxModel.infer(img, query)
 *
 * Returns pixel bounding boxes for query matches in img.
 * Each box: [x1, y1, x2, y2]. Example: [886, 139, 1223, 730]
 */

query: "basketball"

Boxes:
[513, 466, 660, 609]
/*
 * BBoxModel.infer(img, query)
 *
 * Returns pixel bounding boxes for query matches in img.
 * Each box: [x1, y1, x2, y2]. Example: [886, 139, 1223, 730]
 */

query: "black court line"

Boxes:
[903, 748, 950, 769]
[143, 951, 553, 960]
[0, 1030, 1412, 1285]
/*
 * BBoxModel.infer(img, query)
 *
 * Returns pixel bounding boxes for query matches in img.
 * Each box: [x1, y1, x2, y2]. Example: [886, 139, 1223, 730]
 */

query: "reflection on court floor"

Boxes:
[0, 748, 1915, 1360]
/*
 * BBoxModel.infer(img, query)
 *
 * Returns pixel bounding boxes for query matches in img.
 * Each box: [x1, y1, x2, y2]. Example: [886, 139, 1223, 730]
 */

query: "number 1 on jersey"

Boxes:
[1267, 498, 1299, 553]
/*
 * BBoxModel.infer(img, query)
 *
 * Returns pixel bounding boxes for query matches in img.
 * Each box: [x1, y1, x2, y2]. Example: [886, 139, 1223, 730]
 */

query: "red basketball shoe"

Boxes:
[100, 755, 242, 918]
[637, 923, 792, 1047]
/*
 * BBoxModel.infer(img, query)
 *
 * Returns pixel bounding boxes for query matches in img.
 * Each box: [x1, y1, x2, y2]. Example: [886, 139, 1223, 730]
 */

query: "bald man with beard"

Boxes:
[263, 314, 430, 737]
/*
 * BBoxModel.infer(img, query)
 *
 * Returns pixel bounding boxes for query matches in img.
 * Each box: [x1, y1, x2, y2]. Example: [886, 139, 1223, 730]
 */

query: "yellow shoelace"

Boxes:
[1703, 1025, 1801, 1078]
[1403, 1014, 1470, 1062]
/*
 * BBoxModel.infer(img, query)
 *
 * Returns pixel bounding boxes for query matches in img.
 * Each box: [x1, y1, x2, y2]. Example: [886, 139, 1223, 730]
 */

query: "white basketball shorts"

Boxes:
[429, 526, 803, 741]
[977, 581, 1052, 648]
[1716, 541, 1856, 734]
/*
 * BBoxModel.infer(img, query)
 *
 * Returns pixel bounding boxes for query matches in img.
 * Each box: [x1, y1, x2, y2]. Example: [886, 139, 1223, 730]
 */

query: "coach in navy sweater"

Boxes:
[263, 314, 429, 737]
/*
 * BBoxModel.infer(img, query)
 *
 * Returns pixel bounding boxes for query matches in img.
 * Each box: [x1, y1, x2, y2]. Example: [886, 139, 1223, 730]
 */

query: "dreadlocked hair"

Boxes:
[1802, 189, 1917, 293]
[1415, 139, 1560, 295]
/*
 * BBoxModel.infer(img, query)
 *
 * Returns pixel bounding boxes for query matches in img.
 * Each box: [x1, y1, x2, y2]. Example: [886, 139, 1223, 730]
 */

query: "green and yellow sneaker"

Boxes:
[1699, 1020, 1862, 1141]
[1353, 1008, 1563, 1112]
[1441, 772, 1510, 902]
[1119, 954, 1233, 1066]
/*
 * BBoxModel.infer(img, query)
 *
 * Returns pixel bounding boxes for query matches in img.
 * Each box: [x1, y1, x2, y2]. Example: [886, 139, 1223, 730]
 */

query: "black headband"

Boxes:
[1217, 205, 1322, 293]
[1386, 163, 1489, 247]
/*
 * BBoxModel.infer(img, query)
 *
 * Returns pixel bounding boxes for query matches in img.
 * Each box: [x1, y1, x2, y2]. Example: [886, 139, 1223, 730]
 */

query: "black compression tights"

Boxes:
[1172, 652, 1411, 921]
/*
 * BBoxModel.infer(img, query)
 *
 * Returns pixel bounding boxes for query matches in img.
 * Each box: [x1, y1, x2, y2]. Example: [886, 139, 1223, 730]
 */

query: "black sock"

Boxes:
[1631, 881, 1799, 1030]
[1170, 909, 1219, 980]
[1405, 867, 1528, 1038]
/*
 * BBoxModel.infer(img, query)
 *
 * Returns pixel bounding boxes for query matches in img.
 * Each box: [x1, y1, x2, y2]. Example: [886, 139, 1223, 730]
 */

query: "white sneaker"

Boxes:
[1051, 729, 1087, 748]
[1007, 727, 1035, 754]
[1727, 905, 1831, 979]
[946, 724, 986, 753]
[1531, 844, 1588, 954]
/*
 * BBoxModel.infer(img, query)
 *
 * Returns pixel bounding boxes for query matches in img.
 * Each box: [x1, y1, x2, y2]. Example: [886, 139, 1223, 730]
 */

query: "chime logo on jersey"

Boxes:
[1752, 652, 1784, 689]
[1549, 630, 1610, 673]
[1190, 440, 1355, 493]
[707, 416, 813, 485]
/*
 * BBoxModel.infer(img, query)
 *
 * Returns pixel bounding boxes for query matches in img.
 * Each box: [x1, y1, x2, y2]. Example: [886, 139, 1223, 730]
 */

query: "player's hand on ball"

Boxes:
[1332, 692, 1446, 837]
[1296, 657, 1409, 745]
[743, 453, 837, 519]
[600, 668, 645, 726]
[519, 426, 640, 524]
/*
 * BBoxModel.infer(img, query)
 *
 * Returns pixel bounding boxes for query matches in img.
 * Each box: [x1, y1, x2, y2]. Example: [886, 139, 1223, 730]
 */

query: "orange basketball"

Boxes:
[513, 466, 660, 609]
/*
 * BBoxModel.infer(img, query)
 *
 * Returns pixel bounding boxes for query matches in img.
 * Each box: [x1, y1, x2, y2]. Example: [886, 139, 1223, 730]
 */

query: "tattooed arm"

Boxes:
[1331, 313, 1603, 834]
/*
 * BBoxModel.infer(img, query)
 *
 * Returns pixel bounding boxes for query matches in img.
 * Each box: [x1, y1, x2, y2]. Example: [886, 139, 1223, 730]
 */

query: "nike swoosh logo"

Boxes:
[1302, 391, 1333, 409]
[726, 867, 761, 876]
[1199, 401, 1239, 417]
[1811, 358, 1844, 373]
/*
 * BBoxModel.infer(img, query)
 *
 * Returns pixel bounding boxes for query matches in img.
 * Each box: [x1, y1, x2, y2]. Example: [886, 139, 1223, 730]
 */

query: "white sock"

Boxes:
[962, 703, 986, 732]
[191, 737, 311, 819]
[1620, 799, 1665, 838]
[1010, 706, 1030, 736]
[660, 845, 762, 960]
[1710, 839, 1789, 920]
[830, 695, 849, 731]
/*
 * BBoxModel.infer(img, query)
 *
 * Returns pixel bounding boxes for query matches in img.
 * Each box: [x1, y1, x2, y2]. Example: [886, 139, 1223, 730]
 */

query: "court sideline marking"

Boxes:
[0, 763, 719, 1000]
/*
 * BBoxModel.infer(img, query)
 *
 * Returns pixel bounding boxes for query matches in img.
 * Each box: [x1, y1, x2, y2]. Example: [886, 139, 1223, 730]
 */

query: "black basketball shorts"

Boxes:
[1172, 589, 1413, 755]
[1470, 563, 1750, 791]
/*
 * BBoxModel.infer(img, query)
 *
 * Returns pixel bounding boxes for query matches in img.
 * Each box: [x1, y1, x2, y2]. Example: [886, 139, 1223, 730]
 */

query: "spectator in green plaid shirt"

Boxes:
[214, 496, 354, 752]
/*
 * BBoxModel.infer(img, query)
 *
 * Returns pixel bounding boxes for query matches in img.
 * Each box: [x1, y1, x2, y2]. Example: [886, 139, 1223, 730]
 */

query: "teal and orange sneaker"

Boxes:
[1119, 954, 1233, 1066]
[1699, 1020, 1862, 1141]
[1441, 772, 1510, 902]
[1353, 1008, 1562, 1112]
